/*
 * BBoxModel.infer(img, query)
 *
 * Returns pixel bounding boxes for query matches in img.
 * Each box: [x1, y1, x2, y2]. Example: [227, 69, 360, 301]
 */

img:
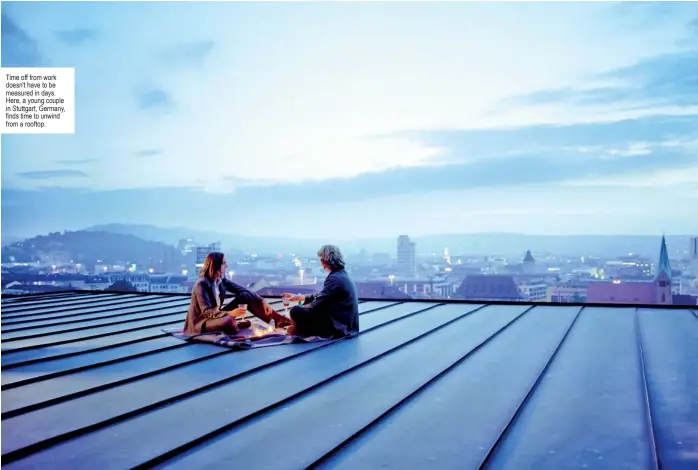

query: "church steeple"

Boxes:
[523, 250, 535, 263]
[655, 235, 672, 281]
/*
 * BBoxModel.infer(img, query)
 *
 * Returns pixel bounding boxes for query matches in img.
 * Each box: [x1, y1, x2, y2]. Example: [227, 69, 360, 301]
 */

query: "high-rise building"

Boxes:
[195, 242, 222, 268]
[689, 236, 698, 277]
[177, 238, 196, 255]
[397, 235, 416, 278]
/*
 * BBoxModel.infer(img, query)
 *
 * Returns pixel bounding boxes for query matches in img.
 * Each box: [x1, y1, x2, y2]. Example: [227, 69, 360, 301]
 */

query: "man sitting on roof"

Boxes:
[184, 251, 292, 335]
[283, 244, 359, 338]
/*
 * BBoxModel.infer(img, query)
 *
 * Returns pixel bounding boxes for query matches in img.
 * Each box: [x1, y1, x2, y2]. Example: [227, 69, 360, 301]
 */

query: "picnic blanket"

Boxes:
[163, 319, 331, 350]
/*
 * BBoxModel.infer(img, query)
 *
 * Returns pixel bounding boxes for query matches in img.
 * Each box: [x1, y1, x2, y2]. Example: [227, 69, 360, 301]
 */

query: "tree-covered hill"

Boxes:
[1, 230, 183, 270]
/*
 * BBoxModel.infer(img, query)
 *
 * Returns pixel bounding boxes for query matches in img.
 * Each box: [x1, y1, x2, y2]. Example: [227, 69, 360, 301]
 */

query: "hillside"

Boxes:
[1, 230, 184, 269]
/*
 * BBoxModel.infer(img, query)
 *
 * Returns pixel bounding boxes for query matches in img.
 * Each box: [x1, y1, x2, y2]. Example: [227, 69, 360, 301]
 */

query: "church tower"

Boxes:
[522, 250, 535, 274]
[654, 235, 672, 305]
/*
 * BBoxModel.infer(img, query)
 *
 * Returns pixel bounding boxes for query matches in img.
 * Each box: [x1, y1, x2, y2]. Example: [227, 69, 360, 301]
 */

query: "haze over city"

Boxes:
[3, 3, 698, 466]
[2, 1, 697, 239]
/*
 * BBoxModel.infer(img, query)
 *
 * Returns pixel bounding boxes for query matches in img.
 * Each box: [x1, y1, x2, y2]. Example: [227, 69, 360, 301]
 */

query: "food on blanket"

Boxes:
[236, 319, 251, 329]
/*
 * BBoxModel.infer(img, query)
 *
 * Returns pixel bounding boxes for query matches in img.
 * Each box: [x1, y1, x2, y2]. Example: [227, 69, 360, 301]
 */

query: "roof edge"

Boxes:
[3, 289, 691, 310]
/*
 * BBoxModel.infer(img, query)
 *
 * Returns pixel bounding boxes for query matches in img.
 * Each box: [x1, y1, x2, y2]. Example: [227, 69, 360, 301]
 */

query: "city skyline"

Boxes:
[2, 1, 698, 238]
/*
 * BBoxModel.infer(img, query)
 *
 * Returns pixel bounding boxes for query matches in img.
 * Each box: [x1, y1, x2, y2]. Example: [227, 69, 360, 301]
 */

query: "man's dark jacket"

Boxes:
[297, 268, 359, 337]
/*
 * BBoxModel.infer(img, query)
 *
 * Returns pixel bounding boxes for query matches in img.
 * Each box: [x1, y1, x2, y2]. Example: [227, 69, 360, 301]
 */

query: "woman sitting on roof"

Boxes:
[283, 244, 359, 338]
[183, 251, 292, 335]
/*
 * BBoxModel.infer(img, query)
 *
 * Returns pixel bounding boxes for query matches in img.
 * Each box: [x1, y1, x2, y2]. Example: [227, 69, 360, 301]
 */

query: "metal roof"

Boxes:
[1, 291, 696, 469]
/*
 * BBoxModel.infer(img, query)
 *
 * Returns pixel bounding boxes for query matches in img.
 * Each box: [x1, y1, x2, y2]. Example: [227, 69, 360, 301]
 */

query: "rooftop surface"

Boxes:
[1, 291, 696, 469]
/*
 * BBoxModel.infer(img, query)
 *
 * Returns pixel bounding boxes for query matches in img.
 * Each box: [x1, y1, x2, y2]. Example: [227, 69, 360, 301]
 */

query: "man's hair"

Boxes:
[317, 244, 345, 271]
[200, 251, 225, 280]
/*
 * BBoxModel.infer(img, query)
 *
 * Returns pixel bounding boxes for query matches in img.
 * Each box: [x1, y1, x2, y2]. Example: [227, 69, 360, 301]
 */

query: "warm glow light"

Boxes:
[182, 269, 188, 276]
[612, 280, 622, 284]
[149, 268, 154, 274]
[253, 322, 276, 337]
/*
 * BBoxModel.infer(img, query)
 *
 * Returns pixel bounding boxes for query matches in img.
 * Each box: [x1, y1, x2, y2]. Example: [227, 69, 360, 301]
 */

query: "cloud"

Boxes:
[398, 114, 698, 163]
[207, 113, 696, 205]
[607, 2, 698, 37]
[54, 158, 98, 165]
[690, 18, 698, 36]
[507, 50, 698, 109]
[239, 148, 689, 205]
[611, 1, 686, 22]
[17, 170, 89, 180]
[134, 149, 162, 157]
[136, 87, 175, 112]
[1, 10, 42, 67]
[54, 28, 99, 46]
[156, 40, 215, 67]
[562, 165, 698, 188]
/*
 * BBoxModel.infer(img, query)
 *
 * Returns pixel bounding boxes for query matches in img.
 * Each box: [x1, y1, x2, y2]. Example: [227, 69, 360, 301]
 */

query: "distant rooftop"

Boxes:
[454, 275, 522, 301]
[1, 291, 696, 469]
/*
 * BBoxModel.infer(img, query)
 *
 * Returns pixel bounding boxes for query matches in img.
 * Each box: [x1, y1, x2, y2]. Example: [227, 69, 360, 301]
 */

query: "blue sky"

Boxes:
[2, 1, 697, 239]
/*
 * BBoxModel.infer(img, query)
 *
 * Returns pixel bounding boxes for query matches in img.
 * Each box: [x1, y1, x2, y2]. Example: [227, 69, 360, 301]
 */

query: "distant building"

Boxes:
[355, 282, 412, 300]
[604, 256, 652, 280]
[85, 276, 112, 291]
[372, 252, 392, 266]
[586, 236, 673, 305]
[149, 275, 189, 294]
[195, 242, 221, 268]
[454, 275, 522, 302]
[397, 235, 416, 278]
[392, 278, 454, 299]
[518, 283, 548, 302]
[690, 236, 698, 278]
[672, 294, 698, 306]
[256, 286, 318, 297]
[226, 275, 269, 292]
[548, 285, 588, 303]
[522, 250, 536, 274]
[177, 238, 196, 255]
[1, 282, 74, 295]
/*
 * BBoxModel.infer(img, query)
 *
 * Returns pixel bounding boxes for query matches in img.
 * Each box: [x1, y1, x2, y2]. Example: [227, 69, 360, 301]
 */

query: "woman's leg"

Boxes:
[230, 292, 293, 327]
[202, 315, 239, 335]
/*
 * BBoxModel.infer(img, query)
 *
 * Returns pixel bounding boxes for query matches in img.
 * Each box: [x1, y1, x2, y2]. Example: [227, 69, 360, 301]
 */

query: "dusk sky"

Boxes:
[2, 1, 697, 239]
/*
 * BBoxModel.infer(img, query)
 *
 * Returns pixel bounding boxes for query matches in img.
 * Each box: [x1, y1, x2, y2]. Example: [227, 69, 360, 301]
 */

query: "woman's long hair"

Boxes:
[200, 251, 225, 281]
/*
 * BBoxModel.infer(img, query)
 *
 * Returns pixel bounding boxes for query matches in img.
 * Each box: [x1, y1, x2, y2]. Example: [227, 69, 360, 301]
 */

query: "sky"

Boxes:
[1, 1, 697, 240]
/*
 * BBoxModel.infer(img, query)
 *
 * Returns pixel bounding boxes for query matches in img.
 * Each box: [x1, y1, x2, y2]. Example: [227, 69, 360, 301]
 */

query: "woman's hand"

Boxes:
[227, 307, 247, 318]
[263, 302, 275, 317]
